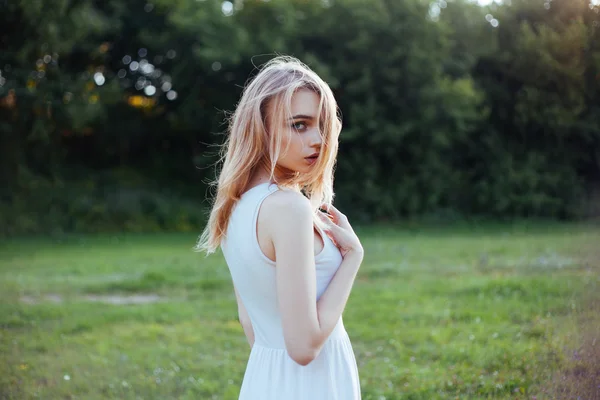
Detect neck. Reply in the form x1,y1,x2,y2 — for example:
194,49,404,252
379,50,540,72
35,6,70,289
247,166,301,193
248,170,272,188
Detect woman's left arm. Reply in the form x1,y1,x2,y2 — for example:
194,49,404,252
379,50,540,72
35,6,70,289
234,286,254,348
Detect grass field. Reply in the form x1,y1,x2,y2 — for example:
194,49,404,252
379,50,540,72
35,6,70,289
1,223,599,399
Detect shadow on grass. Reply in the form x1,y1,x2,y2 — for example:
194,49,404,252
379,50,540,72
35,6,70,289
540,237,600,400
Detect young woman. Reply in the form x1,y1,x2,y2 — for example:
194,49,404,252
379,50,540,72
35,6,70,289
196,56,363,399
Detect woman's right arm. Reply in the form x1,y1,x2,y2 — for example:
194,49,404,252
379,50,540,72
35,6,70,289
263,191,363,366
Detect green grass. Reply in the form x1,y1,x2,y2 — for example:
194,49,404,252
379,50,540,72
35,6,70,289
0,223,598,399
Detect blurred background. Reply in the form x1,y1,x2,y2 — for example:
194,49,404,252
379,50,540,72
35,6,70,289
2,1,600,399
1,0,599,236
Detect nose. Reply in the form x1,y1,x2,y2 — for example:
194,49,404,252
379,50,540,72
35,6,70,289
308,128,322,148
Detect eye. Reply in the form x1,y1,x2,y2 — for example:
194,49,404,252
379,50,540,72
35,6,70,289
292,121,307,131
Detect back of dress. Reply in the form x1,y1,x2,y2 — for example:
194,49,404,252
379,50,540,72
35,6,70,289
220,182,361,400
221,182,286,348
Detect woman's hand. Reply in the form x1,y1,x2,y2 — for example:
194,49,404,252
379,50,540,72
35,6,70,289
318,204,363,259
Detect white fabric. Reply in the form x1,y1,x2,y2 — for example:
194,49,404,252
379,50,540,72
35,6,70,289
221,182,361,400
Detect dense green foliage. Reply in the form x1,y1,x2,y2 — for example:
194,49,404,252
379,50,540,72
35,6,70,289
1,0,599,235
1,226,598,398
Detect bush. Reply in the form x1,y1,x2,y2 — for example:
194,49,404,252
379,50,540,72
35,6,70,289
0,168,207,237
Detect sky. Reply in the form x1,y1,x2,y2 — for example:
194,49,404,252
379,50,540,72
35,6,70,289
477,0,600,6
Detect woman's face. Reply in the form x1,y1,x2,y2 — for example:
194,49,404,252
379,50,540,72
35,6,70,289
271,88,323,174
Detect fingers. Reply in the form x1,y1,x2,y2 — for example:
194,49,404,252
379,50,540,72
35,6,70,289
316,212,340,247
317,211,340,234
317,210,335,226
320,203,348,226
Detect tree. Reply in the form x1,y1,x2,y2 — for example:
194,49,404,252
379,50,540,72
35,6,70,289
471,0,600,217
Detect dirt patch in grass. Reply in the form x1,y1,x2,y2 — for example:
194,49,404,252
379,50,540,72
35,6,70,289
20,293,165,305
81,293,164,305
20,294,63,304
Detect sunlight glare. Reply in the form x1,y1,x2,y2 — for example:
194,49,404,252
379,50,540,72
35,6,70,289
222,1,233,16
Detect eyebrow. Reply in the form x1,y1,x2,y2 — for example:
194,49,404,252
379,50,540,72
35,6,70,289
288,114,315,121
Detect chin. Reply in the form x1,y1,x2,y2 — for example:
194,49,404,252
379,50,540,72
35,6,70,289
275,163,314,178
297,165,313,174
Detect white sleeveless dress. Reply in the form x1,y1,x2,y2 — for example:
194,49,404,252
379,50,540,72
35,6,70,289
220,182,361,400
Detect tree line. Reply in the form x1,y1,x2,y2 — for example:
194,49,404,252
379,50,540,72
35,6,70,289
1,0,599,235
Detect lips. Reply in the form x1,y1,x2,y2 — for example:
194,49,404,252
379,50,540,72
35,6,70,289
305,153,319,164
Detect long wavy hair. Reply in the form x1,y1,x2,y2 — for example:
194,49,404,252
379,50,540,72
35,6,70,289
195,55,342,254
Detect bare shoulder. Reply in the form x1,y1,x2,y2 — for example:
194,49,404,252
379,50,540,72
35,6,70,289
261,189,313,230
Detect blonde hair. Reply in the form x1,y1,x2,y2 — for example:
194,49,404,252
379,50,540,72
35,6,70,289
196,55,342,254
